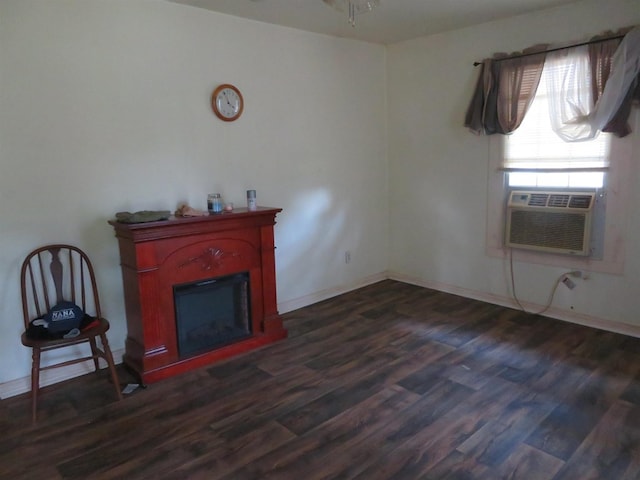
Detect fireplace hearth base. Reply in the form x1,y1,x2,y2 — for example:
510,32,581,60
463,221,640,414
109,207,286,384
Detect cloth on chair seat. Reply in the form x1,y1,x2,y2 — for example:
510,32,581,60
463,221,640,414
26,311,99,340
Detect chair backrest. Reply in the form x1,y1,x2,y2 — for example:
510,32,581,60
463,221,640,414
20,245,102,330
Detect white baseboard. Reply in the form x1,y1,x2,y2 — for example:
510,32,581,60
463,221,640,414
0,349,124,400
1,273,388,400
277,272,388,314
4,271,637,400
387,271,640,338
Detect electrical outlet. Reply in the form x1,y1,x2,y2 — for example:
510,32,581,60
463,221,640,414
562,276,576,289
344,251,351,264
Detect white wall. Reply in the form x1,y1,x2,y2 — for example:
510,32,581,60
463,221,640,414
387,0,640,331
0,0,388,388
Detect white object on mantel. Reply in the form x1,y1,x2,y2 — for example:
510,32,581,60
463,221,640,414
247,190,257,211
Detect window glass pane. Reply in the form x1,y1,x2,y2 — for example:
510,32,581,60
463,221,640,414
537,172,569,188
568,171,604,188
508,172,537,187
507,171,604,188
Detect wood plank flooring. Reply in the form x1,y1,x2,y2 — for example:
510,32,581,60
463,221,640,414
2,280,640,479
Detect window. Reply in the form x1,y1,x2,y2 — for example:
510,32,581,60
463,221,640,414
481,35,638,275
500,53,610,259
503,65,610,189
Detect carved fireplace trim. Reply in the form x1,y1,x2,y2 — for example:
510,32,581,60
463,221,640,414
109,207,286,383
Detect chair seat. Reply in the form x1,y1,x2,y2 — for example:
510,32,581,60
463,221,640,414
21,318,110,349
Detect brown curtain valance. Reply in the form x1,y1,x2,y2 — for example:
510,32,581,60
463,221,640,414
465,45,547,135
464,27,640,138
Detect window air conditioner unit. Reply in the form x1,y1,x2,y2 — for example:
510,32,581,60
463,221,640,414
505,191,595,256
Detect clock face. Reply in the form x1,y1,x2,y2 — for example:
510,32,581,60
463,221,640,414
212,84,243,121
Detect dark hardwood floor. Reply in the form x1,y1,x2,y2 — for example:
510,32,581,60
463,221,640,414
2,280,640,479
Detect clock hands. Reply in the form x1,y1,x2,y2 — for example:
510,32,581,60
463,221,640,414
223,91,235,109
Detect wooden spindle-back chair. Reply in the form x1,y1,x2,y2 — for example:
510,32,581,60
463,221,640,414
20,244,122,423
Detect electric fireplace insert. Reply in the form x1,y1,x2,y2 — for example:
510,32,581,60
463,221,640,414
174,272,251,358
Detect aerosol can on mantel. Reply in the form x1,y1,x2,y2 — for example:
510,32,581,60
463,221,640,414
247,190,257,211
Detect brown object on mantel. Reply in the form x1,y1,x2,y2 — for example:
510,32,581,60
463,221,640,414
108,207,287,384
174,204,208,217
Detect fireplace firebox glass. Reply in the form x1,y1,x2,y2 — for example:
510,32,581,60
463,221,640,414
174,272,251,358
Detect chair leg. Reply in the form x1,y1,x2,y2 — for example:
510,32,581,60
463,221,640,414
31,347,41,424
88,337,100,372
100,334,123,401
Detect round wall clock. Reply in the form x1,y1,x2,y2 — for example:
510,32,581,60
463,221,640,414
211,84,244,122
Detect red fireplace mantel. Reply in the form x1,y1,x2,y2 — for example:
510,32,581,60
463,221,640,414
109,207,286,383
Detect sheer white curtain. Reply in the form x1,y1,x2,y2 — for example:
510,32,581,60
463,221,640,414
545,45,597,141
591,26,640,132
545,26,640,142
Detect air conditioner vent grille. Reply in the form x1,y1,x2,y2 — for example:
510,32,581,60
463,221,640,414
548,194,570,207
569,195,593,209
528,194,549,207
